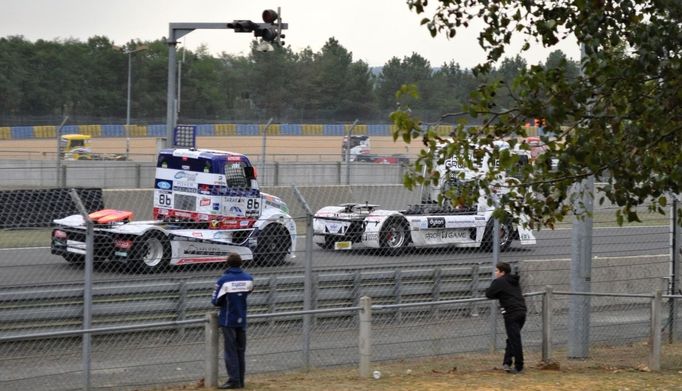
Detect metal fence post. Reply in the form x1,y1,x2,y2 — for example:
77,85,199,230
542,286,553,362
68,189,93,391
671,197,680,343
135,163,142,188
359,296,372,378
650,289,662,371
470,264,480,317
345,119,359,185
177,281,187,338
205,312,219,388
432,268,442,319
61,164,68,187
568,176,594,359
293,185,315,372
489,219,500,352
394,270,402,323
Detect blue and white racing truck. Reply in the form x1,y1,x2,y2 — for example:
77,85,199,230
313,140,536,253
51,148,296,272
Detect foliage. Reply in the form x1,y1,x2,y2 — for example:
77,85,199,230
395,0,682,228
2,34,572,127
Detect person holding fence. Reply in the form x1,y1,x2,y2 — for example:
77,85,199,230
485,262,527,374
211,253,254,389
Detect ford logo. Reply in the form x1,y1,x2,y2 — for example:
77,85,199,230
174,171,198,181
157,181,171,190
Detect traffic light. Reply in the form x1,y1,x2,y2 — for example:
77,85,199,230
227,20,256,33
255,9,286,45
227,9,287,45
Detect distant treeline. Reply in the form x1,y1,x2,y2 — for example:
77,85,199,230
0,35,578,126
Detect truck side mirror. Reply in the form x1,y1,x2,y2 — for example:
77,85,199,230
244,167,256,180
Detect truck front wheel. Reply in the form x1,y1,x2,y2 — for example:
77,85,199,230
128,231,171,273
379,216,410,255
254,224,291,266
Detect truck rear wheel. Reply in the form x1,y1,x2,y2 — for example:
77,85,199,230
482,218,514,252
379,216,410,255
254,224,291,266
128,231,171,273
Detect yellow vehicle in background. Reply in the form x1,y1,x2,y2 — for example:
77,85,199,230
60,134,93,160
60,134,126,160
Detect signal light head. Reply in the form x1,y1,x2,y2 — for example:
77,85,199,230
262,9,279,23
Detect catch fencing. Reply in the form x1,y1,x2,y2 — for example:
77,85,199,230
2,289,681,390
0,176,680,390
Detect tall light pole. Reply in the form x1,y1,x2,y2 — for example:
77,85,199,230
124,45,148,159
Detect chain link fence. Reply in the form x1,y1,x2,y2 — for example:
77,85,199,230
0,161,680,389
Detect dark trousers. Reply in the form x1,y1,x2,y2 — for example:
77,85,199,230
503,312,526,371
222,327,246,386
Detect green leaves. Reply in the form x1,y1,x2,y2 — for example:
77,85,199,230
400,0,682,228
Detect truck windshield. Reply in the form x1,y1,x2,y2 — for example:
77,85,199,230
157,155,212,172
225,161,249,188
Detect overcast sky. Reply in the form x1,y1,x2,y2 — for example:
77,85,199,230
2,0,580,69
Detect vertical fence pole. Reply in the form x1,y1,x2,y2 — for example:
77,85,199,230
302,212,314,371
470,264,480,317
569,174,594,359
205,312,219,388
55,116,68,187
135,163,142,189
177,281,187,338
394,270,402,323
359,296,372,378
650,290,662,371
260,118,274,186
542,286,553,362
671,197,680,343
489,218,500,352
294,185,315,371
432,268,442,319
345,119,359,185
69,189,93,391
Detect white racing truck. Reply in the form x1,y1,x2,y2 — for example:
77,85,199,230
313,140,536,253
51,148,296,272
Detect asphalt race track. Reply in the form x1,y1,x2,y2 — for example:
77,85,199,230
0,225,670,286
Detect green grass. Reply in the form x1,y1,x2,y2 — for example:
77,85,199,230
553,210,671,229
0,228,52,248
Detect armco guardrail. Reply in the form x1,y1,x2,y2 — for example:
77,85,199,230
0,265,492,338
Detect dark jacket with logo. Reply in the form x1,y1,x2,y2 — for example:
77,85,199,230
211,267,254,328
485,273,527,317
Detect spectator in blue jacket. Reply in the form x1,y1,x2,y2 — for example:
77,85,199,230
211,253,254,389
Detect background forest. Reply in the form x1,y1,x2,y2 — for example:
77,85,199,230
0,35,578,126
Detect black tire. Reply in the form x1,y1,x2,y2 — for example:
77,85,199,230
316,236,336,250
254,224,291,266
379,216,410,255
482,217,514,252
128,231,171,273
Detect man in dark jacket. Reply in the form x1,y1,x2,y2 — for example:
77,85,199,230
211,253,254,389
485,262,527,374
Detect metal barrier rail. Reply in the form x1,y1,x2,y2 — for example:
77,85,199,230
0,264,492,338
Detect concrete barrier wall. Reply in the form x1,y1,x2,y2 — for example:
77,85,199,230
1,160,407,189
